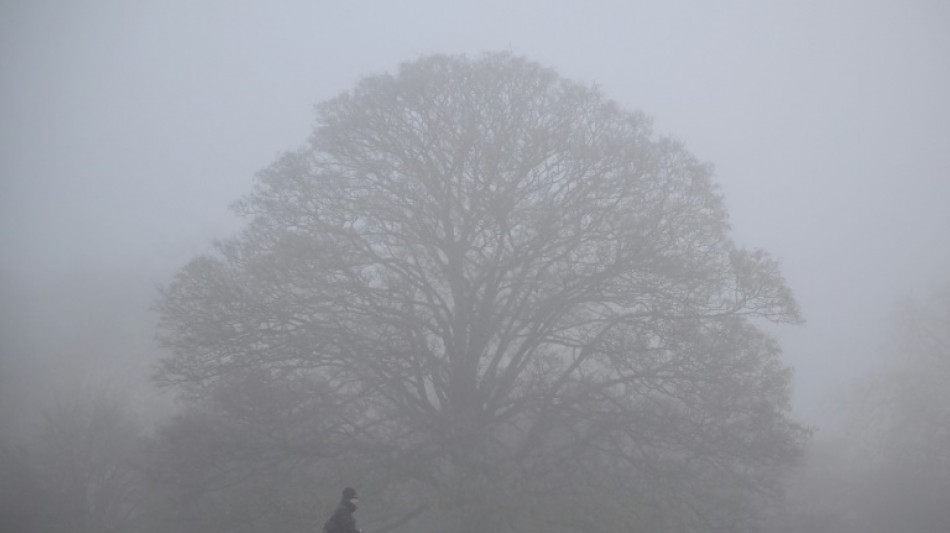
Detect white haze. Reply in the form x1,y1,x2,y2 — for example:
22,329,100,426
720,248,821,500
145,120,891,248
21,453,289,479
2,0,949,436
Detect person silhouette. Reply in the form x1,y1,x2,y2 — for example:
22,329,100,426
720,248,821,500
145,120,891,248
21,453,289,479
323,487,360,533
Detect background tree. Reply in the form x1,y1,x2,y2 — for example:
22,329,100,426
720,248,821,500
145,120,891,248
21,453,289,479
842,286,950,532
0,387,147,533
140,370,373,533
0,439,45,533
156,53,806,533
765,285,950,533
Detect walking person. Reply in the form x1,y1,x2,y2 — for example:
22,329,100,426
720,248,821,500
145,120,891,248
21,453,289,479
323,487,360,533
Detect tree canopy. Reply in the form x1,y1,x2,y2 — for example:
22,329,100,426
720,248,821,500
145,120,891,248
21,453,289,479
156,53,806,533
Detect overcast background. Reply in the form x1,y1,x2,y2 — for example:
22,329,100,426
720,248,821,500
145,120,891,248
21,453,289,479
2,0,948,438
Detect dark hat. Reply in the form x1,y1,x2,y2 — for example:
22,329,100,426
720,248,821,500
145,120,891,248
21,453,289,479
342,487,358,500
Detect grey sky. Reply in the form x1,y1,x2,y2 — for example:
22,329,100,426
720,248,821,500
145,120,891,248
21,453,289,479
2,0,948,432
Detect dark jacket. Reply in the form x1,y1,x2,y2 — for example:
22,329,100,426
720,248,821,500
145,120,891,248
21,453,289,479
324,500,359,533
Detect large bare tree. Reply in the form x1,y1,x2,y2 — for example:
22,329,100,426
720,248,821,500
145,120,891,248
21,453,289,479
156,53,805,533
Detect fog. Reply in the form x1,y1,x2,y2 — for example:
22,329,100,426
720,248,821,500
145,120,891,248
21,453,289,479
2,0,949,530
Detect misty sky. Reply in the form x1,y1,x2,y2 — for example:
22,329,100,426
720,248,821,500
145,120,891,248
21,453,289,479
2,0,949,435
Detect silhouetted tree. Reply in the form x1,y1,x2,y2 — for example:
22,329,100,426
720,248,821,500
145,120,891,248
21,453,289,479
156,53,806,533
